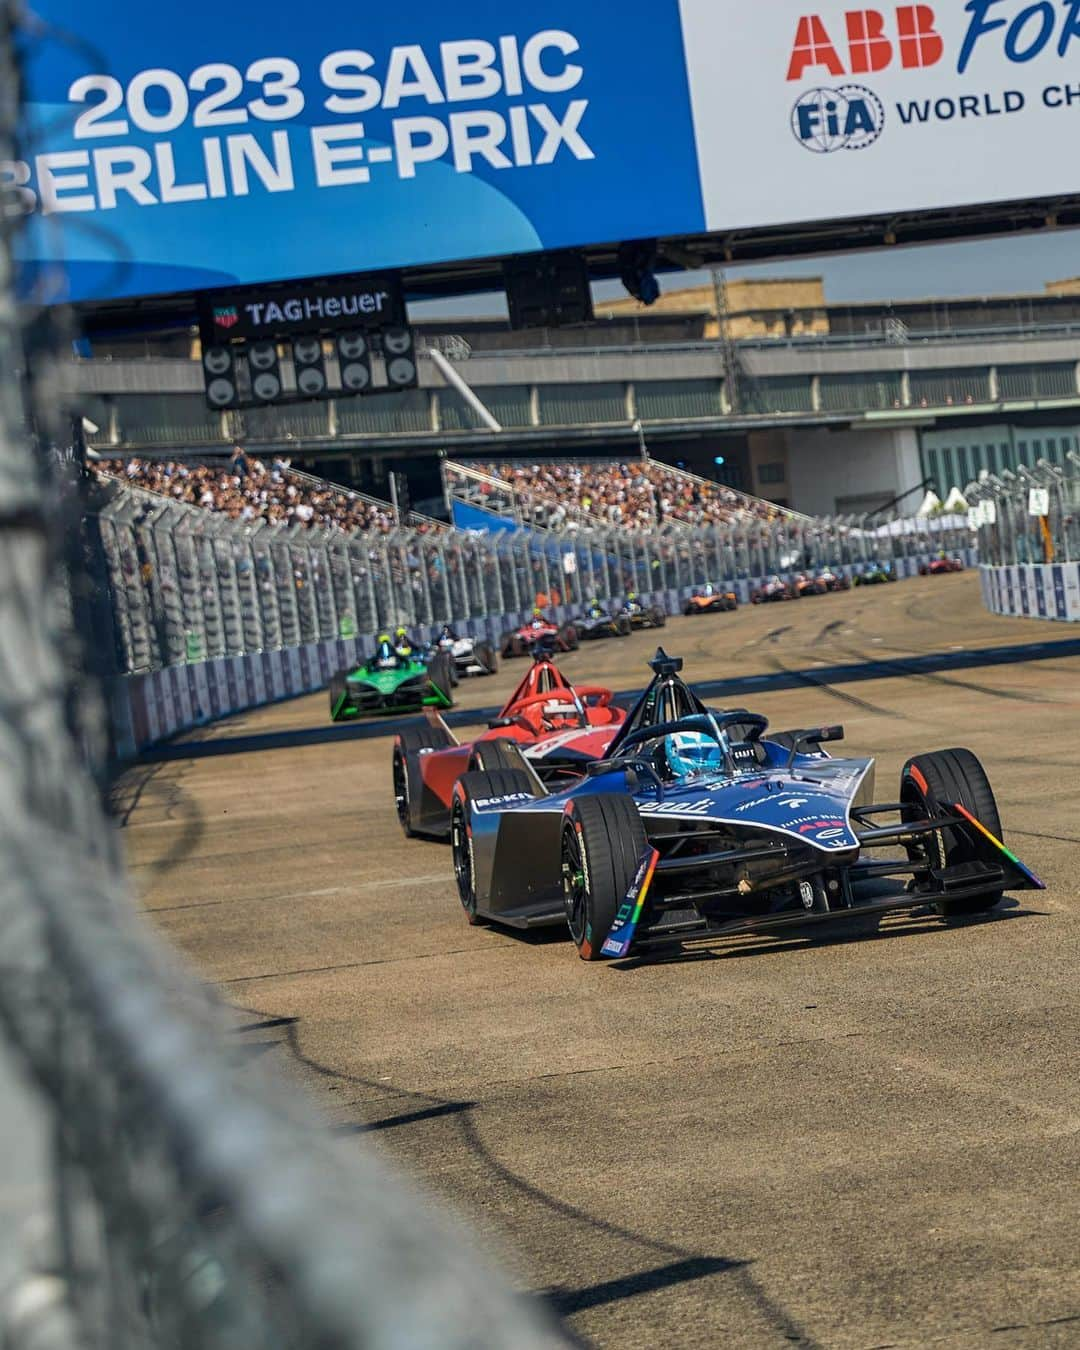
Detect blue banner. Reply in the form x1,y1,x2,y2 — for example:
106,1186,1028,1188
12,1,705,302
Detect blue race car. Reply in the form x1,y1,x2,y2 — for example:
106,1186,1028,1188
450,649,1043,961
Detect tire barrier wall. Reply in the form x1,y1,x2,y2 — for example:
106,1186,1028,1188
114,549,977,756
980,562,1080,622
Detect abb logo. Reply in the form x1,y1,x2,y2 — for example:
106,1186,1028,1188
787,6,943,80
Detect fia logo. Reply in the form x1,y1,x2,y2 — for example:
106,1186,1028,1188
791,85,884,152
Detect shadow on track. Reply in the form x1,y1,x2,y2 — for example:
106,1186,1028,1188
138,636,1080,763
607,899,1042,971
228,1006,820,1345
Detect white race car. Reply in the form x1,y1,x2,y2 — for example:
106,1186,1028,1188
430,629,498,680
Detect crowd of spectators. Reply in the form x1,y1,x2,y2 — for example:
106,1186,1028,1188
95,451,401,533
466,459,787,530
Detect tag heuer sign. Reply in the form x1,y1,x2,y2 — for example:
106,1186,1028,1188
199,275,404,343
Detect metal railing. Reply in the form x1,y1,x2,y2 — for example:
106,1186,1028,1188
96,482,973,675
966,456,1080,564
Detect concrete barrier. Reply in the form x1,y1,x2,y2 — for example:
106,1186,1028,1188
981,562,1080,622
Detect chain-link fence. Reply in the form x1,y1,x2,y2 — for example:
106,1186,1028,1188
94,476,974,676
967,457,1080,565
1,7,565,1347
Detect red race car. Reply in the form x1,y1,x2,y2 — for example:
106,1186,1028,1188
750,574,794,603
392,656,625,839
499,611,579,658
920,555,965,575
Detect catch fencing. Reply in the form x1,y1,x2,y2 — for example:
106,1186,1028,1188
0,6,563,1348
96,478,973,679
970,457,1080,620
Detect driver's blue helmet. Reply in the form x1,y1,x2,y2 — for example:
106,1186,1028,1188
664,731,724,779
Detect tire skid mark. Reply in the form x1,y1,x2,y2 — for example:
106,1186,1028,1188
829,640,1053,704
762,654,909,720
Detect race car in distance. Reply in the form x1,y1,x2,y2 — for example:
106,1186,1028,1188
500,611,579,659
576,600,632,641
450,648,1042,959
621,594,667,631
428,625,498,679
392,655,624,839
920,555,965,576
853,561,895,586
816,568,851,593
329,634,454,721
683,583,738,615
790,572,829,598
750,574,794,604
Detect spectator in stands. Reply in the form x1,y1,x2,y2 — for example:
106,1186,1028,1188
95,454,410,535
466,458,786,531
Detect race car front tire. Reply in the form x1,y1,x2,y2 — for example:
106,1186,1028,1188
615,615,632,637
470,737,529,775
558,623,579,651
452,769,536,924
561,794,648,960
900,747,1004,917
393,722,455,836
427,653,456,706
649,607,667,628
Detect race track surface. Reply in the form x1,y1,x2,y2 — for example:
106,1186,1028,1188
118,574,1080,1348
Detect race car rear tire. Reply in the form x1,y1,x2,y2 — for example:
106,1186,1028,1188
452,769,536,924
393,722,455,836
900,748,1004,917
561,794,648,960
328,673,350,722
474,640,498,675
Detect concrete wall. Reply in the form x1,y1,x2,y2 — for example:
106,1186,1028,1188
786,426,923,516
981,562,1080,621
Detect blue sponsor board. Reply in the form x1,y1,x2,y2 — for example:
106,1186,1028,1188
12,0,704,302
1034,567,1047,618
1051,565,1068,620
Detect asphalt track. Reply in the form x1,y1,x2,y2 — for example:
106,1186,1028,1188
118,573,1080,1349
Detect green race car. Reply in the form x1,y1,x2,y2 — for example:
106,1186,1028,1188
329,641,455,722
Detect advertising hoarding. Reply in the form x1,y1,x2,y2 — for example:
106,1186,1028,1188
680,0,1080,233
10,1,1080,304
9,0,703,301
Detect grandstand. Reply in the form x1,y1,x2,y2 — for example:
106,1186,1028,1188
442,456,797,532
91,452,441,534
71,275,1080,519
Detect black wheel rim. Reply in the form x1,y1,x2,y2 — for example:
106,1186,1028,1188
561,823,588,945
393,752,409,829
451,803,475,914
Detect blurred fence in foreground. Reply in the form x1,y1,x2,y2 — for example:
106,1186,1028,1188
0,6,562,1347
95,478,973,676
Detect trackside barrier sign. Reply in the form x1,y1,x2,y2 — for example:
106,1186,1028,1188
14,2,1080,302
